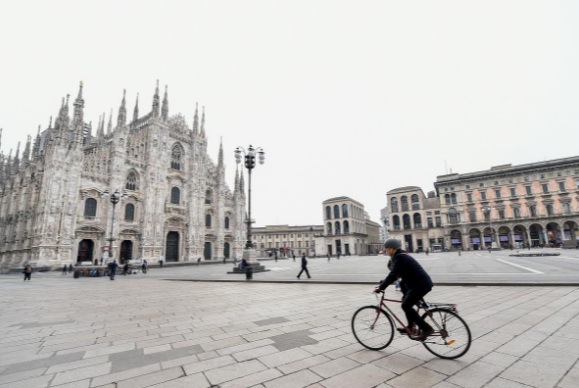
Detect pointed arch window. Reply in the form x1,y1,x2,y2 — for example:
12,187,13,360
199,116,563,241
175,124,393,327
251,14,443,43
84,198,97,218
205,189,213,205
205,214,212,228
224,216,230,229
171,145,182,170
125,171,138,191
170,187,180,204
124,203,135,221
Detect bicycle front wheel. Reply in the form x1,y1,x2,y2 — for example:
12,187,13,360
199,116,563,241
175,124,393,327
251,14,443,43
351,306,394,350
421,308,471,359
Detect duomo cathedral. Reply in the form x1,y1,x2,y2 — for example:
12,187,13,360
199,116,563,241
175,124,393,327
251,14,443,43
0,81,247,271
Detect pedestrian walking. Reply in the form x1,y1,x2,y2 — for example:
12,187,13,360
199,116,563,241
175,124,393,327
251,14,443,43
23,264,32,281
68,264,73,273
108,260,118,280
141,260,148,274
337,252,340,260
123,262,129,276
292,253,296,262
158,255,164,268
62,265,68,275
297,253,311,279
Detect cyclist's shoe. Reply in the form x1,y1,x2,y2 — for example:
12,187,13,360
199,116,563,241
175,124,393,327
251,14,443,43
412,327,434,341
396,327,407,334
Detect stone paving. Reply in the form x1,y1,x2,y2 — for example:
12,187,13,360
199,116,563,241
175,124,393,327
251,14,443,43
1,270,579,387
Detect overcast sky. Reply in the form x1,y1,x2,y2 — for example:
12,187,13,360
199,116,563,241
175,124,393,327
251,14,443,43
1,1,578,227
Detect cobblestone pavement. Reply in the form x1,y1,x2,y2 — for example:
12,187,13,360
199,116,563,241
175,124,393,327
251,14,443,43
1,274,578,387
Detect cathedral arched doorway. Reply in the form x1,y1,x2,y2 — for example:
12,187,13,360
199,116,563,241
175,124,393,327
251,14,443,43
166,232,179,262
223,242,230,259
204,242,212,260
529,224,544,247
77,239,94,263
120,240,133,264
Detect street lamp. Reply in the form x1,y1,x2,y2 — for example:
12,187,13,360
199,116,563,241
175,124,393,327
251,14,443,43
482,206,496,250
102,189,127,262
235,145,265,250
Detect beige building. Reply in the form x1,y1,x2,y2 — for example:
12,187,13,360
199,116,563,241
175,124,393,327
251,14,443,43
387,187,444,252
321,196,382,256
251,224,323,257
386,156,579,252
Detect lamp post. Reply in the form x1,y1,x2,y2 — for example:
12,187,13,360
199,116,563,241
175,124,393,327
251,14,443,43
235,145,265,250
102,189,127,262
483,206,495,250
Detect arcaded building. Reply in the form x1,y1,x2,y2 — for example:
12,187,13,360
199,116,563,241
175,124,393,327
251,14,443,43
0,82,246,271
386,157,579,252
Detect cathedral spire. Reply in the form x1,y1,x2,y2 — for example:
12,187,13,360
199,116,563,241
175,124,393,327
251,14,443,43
192,103,199,136
72,81,85,146
152,79,160,118
33,125,41,155
133,93,139,122
161,85,169,121
200,106,206,139
117,89,127,128
23,134,31,162
107,109,113,133
217,137,224,170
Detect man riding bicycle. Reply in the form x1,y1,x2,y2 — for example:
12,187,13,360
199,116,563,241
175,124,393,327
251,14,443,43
375,238,434,341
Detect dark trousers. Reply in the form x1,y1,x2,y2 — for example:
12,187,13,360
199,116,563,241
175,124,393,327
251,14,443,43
24,273,31,281
401,286,432,330
297,267,310,278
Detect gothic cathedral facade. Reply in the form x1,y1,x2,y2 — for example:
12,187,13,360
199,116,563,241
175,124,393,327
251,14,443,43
0,81,247,271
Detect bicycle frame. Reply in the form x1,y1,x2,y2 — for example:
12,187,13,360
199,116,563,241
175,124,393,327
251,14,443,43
373,292,458,343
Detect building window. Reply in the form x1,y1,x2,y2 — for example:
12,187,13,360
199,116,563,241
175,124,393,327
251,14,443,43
480,191,487,200
563,203,571,214
494,189,501,199
542,184,549,193
413,213,422,228
529,205,537,217
205,214,212,227
435,217,442,227
484,210,490,221
334,222,341,234
559,181,566,191
469,210,476,222
343,220,350,233
342,204,348,218
205,189,213,204
392,215,400,230
411,194,420,210
326,206,331,219
448,208,459,224
510,187,516,197
451,193,457,204
444,194,451,205
498,209,505,219
546,205,553,216
525,186,532,195
84,198,97,218
427,217,433,228
124,203,135,221
170,187,180,204
466,193,472,202
327,222,333,235
513,208,521,218
401,196,409,211
171,145,182,170
403,214,411,229
224,216,230,229
126,171,138,190
390,198,398,213
333,205,340,219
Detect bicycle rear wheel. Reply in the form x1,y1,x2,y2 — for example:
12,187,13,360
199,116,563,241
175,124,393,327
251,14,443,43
351,306,394,350
421,308,471,359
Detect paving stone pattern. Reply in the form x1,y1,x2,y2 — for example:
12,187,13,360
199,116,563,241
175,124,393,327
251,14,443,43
0,276,578,387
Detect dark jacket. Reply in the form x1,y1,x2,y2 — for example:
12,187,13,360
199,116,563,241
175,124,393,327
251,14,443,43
379,249,432,291
301,255,308,268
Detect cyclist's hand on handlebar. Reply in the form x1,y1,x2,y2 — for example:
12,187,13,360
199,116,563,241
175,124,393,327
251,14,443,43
373,287,383,294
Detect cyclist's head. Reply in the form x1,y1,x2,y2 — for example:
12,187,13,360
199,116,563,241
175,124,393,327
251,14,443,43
384,239,401,250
